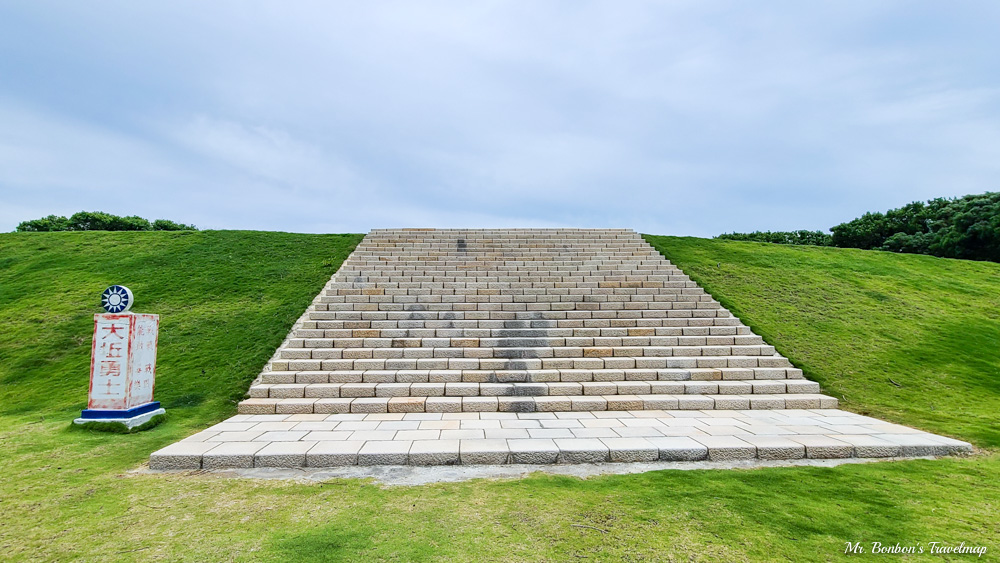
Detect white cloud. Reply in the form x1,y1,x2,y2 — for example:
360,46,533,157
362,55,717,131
166,116,369,197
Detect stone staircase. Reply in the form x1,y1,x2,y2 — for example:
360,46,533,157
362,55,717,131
149,229,971,470
238,229,837,416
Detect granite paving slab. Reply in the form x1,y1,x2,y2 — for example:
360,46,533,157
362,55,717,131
150,409,972,470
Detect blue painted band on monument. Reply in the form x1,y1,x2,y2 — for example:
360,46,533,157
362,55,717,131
79,401,161,420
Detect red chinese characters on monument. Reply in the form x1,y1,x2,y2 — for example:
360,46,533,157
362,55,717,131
88,313,160,410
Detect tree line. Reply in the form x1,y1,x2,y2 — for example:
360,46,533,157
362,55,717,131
716,191,1000,262
16,211,197,232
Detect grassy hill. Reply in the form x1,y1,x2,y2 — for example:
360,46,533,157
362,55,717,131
0,231,997,561
644,235,1000,448
0,230,364,425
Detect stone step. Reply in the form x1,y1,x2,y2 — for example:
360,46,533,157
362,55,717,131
301,317,746,330
326,280,698,287
259,365,801,384
353,240,657,245
356,237,646,242
344,264,683,268
321,292,713,301
248,379,822,399
272,351,783,372
278,344,774,361
321,304,714,311
338,260,678,264
333,266,685,273
330,277,695,285
341,251,673,256
326,281,697,289
308,311,731,322
323,291,703,299
319,296,718,304
351,259,677,263
283,335,766,350
293,326,756,338
336,263,686,268
237,393,840,414
319,302,722,311
315,302,725,312
336,274,690,280
336,262,682,269
331,292,718,305
352,242,654,246
343,255,672,261
282,341,771,354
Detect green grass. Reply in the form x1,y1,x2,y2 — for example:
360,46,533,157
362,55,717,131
1,231,998,561
643,235,1000,448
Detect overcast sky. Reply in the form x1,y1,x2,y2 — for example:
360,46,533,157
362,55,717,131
1,2,998,235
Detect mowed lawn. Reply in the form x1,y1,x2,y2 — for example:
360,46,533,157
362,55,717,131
0,231,997,562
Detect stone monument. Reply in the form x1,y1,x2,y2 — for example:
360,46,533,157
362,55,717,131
74,285,165,428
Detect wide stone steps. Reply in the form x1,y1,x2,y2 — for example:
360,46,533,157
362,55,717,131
248,380,822,399
242,228,832,418
238,393,839,415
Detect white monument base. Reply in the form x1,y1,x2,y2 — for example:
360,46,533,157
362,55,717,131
74,403,166,429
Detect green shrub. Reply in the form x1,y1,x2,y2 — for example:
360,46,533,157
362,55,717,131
15,214,72,232
716,230,833,246
831,192,1000,261
718,191,1000,262
152,218,197,231
15,212,197,233
68,211,151,231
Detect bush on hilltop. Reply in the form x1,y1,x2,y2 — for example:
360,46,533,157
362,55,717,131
717,191,1000,262
16,211,197,232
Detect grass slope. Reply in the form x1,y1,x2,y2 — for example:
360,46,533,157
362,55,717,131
0,230,364,422
644,235,1000,448
0,231,997,562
